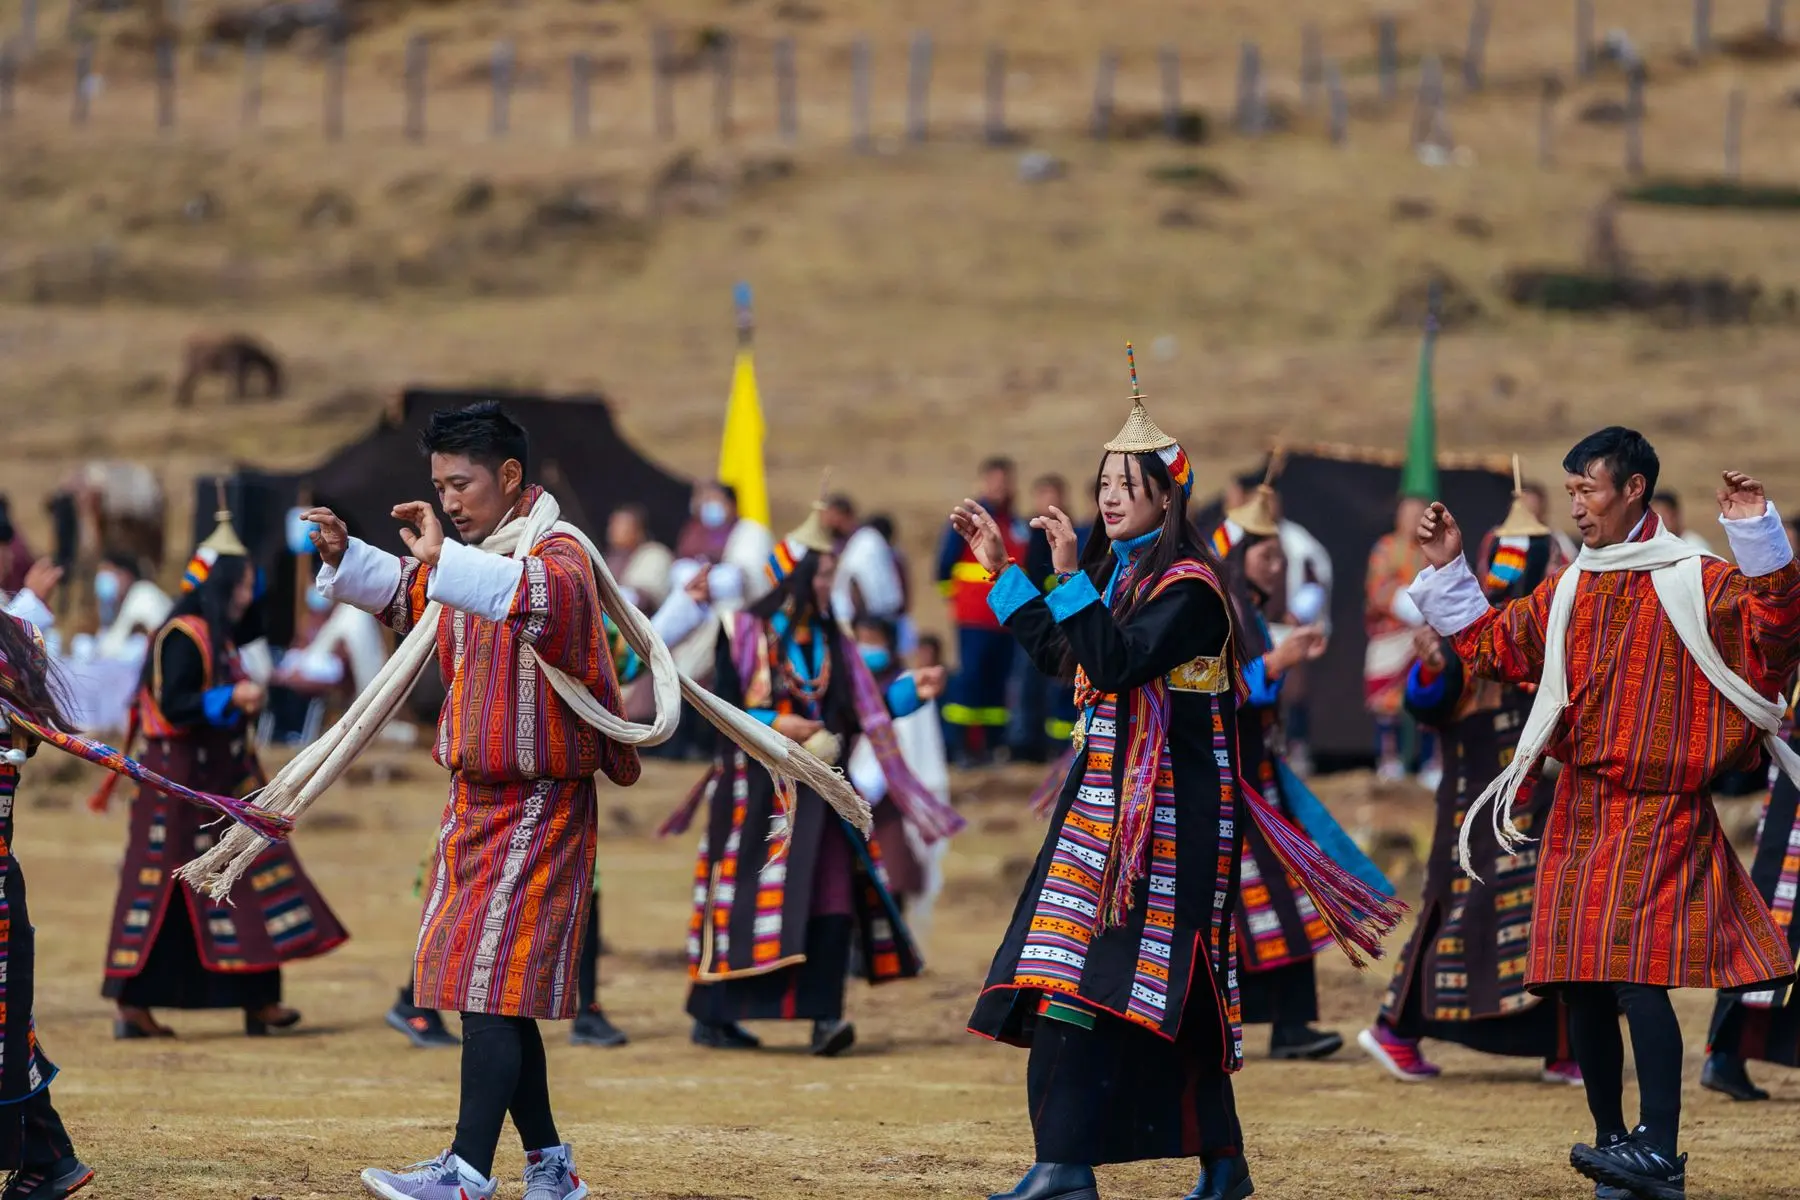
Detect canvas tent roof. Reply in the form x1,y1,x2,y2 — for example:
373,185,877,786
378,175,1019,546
1196,443,1516,767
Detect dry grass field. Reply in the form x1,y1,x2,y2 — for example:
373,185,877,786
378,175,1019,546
21,755,1798,1200
3,2,1800,1196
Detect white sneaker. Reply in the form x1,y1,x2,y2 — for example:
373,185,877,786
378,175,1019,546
522,1144,589,1200
361,1150,497,1200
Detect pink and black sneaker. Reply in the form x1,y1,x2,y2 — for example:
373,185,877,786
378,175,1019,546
1358,1025,1442,1082
1542,1059,1584,1086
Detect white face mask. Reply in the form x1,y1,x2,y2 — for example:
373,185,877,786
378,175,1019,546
699,501,729,529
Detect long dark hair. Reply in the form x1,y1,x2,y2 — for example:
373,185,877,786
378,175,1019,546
0,615,72,732
745,551,855,732
749,552,824,623
139,555,259,691
1221,533,1276,660
1058,451,1246,679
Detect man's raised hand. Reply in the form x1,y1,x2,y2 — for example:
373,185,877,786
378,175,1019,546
1718,471,1769,521
392,502,446,567
1416,502,1463,569
302,508,350,569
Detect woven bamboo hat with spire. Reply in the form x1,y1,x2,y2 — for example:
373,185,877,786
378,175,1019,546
766,471,837,585
1103,343,1193,495
1492,454,1550,537
182,481,250,593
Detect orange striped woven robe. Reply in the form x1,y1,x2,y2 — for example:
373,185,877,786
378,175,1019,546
377,489,639,1019
1451,513,1800,993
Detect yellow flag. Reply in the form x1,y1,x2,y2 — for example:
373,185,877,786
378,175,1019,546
717,348,770,529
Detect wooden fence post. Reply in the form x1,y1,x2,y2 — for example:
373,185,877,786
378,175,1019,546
324,34,345,141
155,34,175,131
242,31,263,129
1235,41,1265,135
1537,76,1557,167
1301,23,1322,110
1091,48,1116,139
19,0,35,58
850,35,871,152
1326,59,1347,144
1771,0,1787,40
984,43,1006,144
490,39,513,138
1412,52,1444,148
1464,0,1490,92
905,30,931,142
1624,65,1644,176
570,52,590,139
775,36,797,144
1160,44,1181,137
1576,0,1594,79
712,32,734,139
72,38,92,125
1724,85,1744,178
64,0,79,40
652,25,674,140
405,33,427,141
0,50,13,121
1693,0,1712,55
1377,15,1398,104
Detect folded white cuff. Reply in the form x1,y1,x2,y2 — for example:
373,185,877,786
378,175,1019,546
316,538,403,613
1406,556,1492,636
426,538,524,622
1720,501,1793,579
2,589,55,633
651,589,710,648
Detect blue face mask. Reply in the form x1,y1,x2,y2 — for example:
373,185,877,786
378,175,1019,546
699,501,729,529
857,646,893,675
286,508,320,557
305,588,333,613
93,571,121,607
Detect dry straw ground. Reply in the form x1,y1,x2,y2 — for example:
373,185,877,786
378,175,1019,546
4,2,1800,1196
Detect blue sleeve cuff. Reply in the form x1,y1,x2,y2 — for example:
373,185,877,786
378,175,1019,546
885,675,923,720
749,707,779,727
987,564,1042,625
1243,656,1284,707
1404,662,1448,708
1045,570,1101,624
201,684,238,727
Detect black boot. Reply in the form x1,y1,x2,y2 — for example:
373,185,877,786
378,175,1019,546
1700,1051,1770,1102
570,1004,629,1048
1570,1129,1685,1200
1269,1024,1343,1061
385,989,459,1048
690,1020,761,1049
1183,1154,1254,1200
810,1018,856,1057
986,1163,1098,1200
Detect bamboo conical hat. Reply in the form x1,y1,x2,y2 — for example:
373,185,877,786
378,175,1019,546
1104,400,1179,454
1492,494,1550,538
199,508,249,558
1225,485,1280,539
784,501,834,555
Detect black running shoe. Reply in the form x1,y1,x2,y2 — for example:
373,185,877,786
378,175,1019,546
1270,1024,1344,1060
2,1158,95,1200
385,1002,460,1048
810,1018,856,1057
570,1005,629,1048
1700,1052,1770,1102
691,1020,761,1049
1570,1129,1685,1200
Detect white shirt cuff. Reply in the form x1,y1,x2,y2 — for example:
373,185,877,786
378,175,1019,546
317,538,404,613
651,588,710,648
426,539,524,623
1405,556,1492,636
3,589,55,633
1721,501,1794,578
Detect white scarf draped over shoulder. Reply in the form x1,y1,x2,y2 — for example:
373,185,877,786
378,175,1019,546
177,489,869,900
1406,504,1798,880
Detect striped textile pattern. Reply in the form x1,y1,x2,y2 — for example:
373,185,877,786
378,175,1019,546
1454,520,1800,990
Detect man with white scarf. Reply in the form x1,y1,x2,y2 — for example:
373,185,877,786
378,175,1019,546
1406,427,1800,1200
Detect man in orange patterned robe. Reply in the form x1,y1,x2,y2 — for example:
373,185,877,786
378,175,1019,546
1407,427,1800,1200
311,403,635,1200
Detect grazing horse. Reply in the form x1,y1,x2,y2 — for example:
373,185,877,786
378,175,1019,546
174,333,284,408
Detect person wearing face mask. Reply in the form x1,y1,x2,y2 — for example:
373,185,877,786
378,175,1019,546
1214,486,1375,1065
92,555,173,665
845,616,951,941
672,501,957,1058
97,505,348,1042
954,370,1402,1200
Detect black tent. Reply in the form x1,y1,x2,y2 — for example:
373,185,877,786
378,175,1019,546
1196,444,1516,768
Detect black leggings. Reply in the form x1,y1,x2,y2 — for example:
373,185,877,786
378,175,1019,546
1564,983,1684,1157
449,1014,559,1178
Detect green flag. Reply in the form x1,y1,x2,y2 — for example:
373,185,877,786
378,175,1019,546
1399,298,1440,501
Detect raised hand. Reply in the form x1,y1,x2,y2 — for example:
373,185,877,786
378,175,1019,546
949,499,1011,575
392,501,446,567
1416,501,1463,569
302,507,350,569
231,680,267,716
1031,506,1082,575
1718,471,1769,521
1412,625,1446,670
912,665,948,701
21,558,62,601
